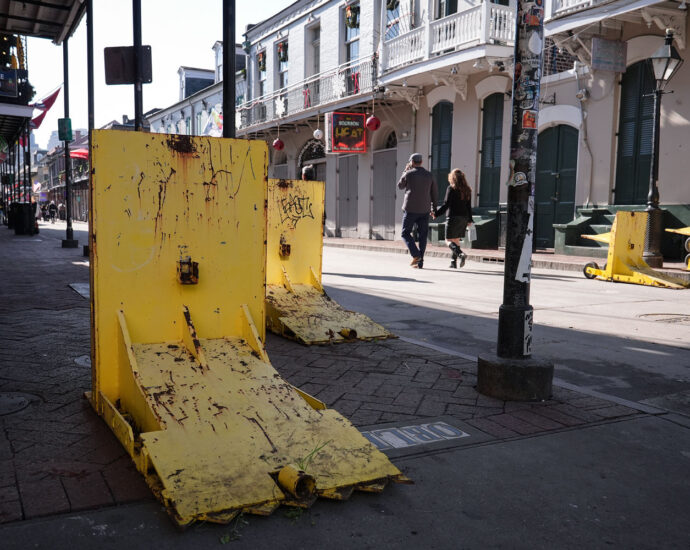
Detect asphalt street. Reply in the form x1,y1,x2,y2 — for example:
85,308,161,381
321,246,690,413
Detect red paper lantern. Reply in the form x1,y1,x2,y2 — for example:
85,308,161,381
366,115,381,131
272,138,284,150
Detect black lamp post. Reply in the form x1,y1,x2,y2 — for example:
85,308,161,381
643,29,683,268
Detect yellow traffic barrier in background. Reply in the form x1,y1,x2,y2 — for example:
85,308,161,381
665,226,690,270
265,177,394,344
88,131,408,527
582,211,689,289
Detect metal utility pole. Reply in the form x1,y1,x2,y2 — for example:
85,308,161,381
62,38,77,248
223,0,236,138
477,0,553,401
133,0,143,131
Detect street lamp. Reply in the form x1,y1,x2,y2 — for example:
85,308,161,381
643,29,683,268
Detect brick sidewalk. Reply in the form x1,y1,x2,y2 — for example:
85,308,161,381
0,225,643,525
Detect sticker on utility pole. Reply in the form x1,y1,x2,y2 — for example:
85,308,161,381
524,309,533,356
515,194,534,283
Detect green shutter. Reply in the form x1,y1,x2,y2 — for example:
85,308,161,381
431,101,453,203
479,93,503,207
615,61,654,205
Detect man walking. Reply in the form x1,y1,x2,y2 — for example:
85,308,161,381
397,153,438,269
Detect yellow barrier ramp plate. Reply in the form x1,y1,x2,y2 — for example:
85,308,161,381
266,178,394,344
267,284,393,344
134,338,405,525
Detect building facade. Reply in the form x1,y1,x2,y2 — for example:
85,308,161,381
148,0,690,259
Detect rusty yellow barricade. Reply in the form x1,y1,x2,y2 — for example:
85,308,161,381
265,178,393,344
665,226,690,270
582,211,689,289
88,131,407,527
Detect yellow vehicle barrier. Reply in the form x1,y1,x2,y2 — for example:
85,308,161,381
665,226,690,270
88,131,408,527
265,177,393,344
582,211,689,289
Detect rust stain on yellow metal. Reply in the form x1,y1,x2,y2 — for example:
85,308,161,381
582,211,689,289
89,131,407,527
265,178,394,344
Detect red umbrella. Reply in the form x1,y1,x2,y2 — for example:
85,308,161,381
70,148,89,159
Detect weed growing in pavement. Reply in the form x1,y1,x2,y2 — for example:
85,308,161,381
295,440,331,471
219,513,248,544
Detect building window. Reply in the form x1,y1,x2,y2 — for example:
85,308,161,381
345,4,360,63
278,48,288,90
438,0,458,18
385,2,401,40
185,117,191,134
311,26,321,76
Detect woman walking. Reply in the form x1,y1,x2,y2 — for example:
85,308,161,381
434,169,473,269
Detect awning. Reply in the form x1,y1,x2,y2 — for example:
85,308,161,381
70,148,88,159
0,102,34,146
545,0,666,36
0,0,86,44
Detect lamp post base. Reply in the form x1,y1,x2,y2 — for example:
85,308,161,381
61,239,79,249
477,354,554,401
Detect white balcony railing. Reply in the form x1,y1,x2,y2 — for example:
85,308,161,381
384,1,516,74
430,6,482,55
551,0,610,17
237,56,376,131
385,27,426,70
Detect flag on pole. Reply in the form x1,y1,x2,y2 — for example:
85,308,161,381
30,87,61,130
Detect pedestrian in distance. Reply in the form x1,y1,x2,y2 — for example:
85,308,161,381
48,200,57,223
397,153,438,269
432,168,473,269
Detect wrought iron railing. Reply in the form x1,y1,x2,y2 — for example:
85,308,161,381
237,56,376,130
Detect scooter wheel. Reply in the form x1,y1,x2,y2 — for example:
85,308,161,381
583,262,599,279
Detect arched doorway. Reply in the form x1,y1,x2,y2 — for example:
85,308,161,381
614,60,654,205
431,101,453,202
298,138,326,181
535,124,578,248
479,92,504,207
372,130,397,239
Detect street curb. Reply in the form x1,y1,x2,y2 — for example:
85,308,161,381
324,240,586,274
397,336,668,416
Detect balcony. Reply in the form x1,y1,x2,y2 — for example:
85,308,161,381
550,0,613,18
381,1,516,74
237,56,376,132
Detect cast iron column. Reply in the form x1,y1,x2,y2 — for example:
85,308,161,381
62,38,77,248
133,0,143,131
477,0,553,401
222,0,236,138
642,88,663,268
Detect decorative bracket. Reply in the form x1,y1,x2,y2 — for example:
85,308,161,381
439,74,468,101
387,86,422,110
640,7,686,50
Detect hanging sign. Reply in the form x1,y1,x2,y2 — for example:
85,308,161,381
328,112,366,154
591,37,627,73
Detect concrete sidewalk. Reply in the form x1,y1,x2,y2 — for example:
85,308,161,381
1,223,689,548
